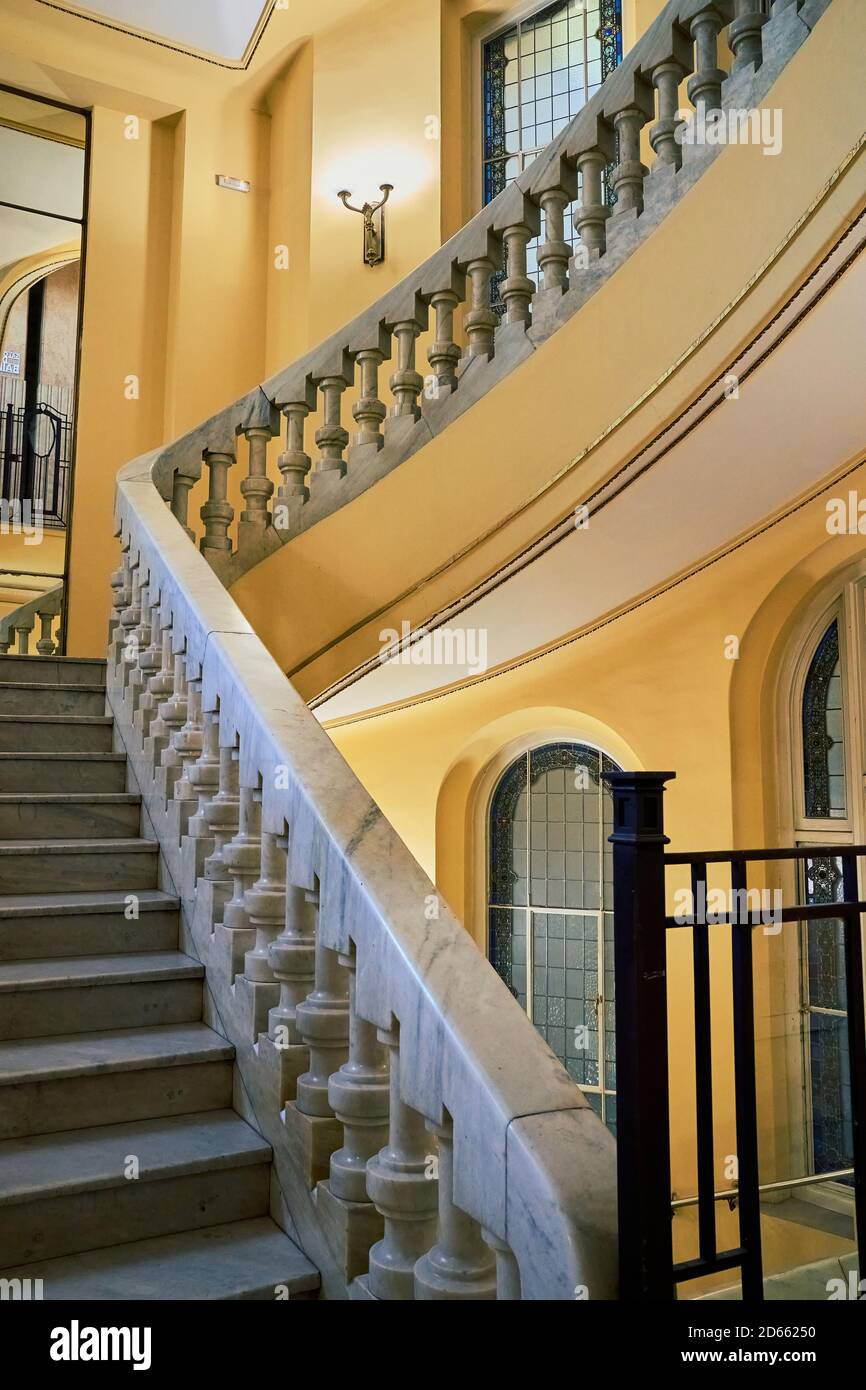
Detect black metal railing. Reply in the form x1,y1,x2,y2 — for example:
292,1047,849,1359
0,401,71,527
603,771,866,1301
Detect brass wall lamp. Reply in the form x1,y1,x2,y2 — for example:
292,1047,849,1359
337,184,394,266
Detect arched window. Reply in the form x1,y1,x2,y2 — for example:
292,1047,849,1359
797,613,854,1182
488,740,620,1131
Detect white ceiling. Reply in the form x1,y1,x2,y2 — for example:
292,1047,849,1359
60,0,271,61
316,244,866,724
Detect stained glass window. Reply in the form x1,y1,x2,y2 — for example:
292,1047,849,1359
489,741,619,1131
802,619,846,818
801,854,853,1182
482,1,623,311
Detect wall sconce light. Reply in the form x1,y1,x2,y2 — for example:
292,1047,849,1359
337,184,393,266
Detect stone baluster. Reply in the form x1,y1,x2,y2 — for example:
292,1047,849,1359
268,882,316,1047
119,568,143,660
239,426,274,532
276,404,311,509
243,831,286,986
427,289,461,393
187,708,221,853
109,559,131,646
222,786,262,937
149,643,185,764
351,348,386,448
327,943,390,1203
649,58,689,169
366,1025,439,1299
500,221,536,327
389,322,424,419
204,746,240,882
482,1231,522,1300
139,623,174,743
609,99,651,217
200,449,235,553
170,679,204,814
170,468,197,541
314,378,349,476
687,6,728,116
728,0,768,73
574,143,612,257
129,587,159,709
35,608,56,656
158,651,190,789
0,635,10,655
14,620,33,655
294,910,350,1119
414,1114,497,1300
463,258,498,359
537,186,574,294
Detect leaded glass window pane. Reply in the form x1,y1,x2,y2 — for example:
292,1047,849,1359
802,619,846,819
801,853,853,1181
482,1,623,313
488,741,619,1130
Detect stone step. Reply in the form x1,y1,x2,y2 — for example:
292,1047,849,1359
0,753,127,793
0,682,106,717
0,1109,272,1264
0,794,141,842
0,1021,234,1140
0,656,106,688
0,951,203,1040
0,889,179,961
0,838,157,894
0,1216,320,1300
0,715,115,754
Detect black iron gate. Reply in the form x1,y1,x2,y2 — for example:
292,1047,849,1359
0,400,71,526
603,770,866,1300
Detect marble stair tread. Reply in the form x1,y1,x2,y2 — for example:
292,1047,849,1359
0,1022,232,1085
0,837,155,855
0,1216,320,1300
0,752,124,761
0,682,107,694
0,951,203,993
0,657,106,687
0,1109,272,1206
0,888,176,917
0,715,114,726
0,793,139,804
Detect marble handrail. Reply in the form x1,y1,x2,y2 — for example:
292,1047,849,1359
0,582,63,655
109,448,619,1299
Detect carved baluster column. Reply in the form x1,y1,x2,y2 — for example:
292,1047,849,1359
239,427,274,533
427,289,461,394
268,883,316,1047
610,104,650,216
222,787,262,933
366,1025,439,1299
482,1231,522,1300
414,1114,497,1300
650,60,688,169
158,650,190,795
14,621,33,655
118,568,143,683
463,258,498,360
500,222,535,328
389,322,424,419
203,746,240,884
327,942,390,1203
138,623,174,745
729,0,768,73
171,468,197,542
537,187,573,293
294,906,350,1119
574,147,611,258
314,378,349,476
687,6,728,117
0,635,10,655
35,609,56,655
109,555,131,652
171,679,204,816
185,707,221,880
242,830,286,1034
275,404,311,516
129,587,160,712
200,449,235,553
353,349,387,448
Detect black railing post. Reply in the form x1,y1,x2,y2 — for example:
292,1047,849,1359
604,770,676,1300
841,852,866,1274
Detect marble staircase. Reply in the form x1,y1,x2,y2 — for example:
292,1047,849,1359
0,654,319,1300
